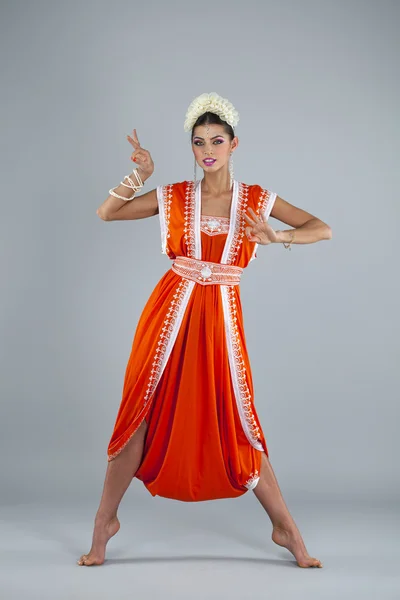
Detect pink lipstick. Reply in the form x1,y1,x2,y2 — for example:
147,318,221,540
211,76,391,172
203,158,216,166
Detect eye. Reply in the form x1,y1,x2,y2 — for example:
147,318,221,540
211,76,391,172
193,140,203,146
213,139,224,144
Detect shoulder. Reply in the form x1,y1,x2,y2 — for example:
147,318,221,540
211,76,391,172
240,182,276,203
241,182,274,195
157,180,193,198
157,180,192,190
240,182,278,218
156,181,193,218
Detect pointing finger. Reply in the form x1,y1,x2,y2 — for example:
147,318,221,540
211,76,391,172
132,128,141,147
127,134,140,150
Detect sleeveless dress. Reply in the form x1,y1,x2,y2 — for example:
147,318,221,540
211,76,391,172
107,179,277,502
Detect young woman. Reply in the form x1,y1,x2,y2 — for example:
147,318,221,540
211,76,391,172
78,93,331,569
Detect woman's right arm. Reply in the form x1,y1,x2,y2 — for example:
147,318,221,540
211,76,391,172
96,187,158,221
96,128,158,221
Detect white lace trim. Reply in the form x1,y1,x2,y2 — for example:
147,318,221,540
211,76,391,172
200,215,230,236
108,277,194,461
220,285,263,451
221,181,249,265
249,189,277,263
194,180,202,259
145,278,194,402
244,469,260,490
184,181,197,258
156,184,173,255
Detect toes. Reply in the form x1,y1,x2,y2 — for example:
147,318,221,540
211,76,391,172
311,561,323,568
77,554,103,566
312,558,323,568
298,557,323,568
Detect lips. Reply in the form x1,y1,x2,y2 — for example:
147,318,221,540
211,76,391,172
203,158,216,165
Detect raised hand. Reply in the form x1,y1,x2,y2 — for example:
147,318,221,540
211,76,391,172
243,207,278,245
126,129,154,180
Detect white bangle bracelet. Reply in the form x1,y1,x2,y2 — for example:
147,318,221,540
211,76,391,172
109,169,144,201
132,168,144,187
121,169,143,190
109,189,136,201
121,176,141,192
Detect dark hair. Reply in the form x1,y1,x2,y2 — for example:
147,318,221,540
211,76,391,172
191,111,235,141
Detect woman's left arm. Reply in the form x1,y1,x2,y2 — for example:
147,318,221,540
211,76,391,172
271,195,332,244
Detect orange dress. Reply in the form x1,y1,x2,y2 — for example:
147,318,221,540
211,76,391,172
107,179,277,502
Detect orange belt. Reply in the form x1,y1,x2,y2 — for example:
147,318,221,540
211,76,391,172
171,256,243,286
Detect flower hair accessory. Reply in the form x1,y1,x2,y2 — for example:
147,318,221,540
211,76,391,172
184,92,240,132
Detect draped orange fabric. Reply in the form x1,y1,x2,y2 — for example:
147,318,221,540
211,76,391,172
107,180,277,502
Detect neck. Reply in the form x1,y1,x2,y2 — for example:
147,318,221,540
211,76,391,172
200,169,232,195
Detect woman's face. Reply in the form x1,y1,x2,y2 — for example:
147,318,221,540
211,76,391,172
192,123,238,173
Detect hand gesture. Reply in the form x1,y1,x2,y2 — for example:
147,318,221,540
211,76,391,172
126,129,154,180
243,207,278,245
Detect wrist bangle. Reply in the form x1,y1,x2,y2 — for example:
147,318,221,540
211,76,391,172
282,230,296,250
109,168,144,201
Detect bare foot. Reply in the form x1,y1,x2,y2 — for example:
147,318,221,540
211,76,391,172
272,525,323,568
77,515,120,566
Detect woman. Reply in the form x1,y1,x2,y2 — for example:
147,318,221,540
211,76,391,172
78,93,331,568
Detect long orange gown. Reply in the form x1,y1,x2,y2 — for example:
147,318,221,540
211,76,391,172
107,179,277,502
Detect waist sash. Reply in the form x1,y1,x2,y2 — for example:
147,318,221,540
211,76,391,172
171,256,243,286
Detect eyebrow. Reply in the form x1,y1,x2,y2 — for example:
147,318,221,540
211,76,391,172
193,135,225,140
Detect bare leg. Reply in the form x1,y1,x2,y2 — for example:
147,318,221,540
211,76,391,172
77,419,147,566
253,452,323,568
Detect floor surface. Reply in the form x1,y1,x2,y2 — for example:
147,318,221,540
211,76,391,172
0,496,398,600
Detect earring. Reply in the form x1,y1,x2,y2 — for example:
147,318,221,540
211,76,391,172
229,153,234,189
194,155,197,183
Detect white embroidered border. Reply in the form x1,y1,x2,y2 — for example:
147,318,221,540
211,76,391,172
184,181,197,258
221,181,249,265
156,184,173,255
108,277,194,460
249,189,277,263
194,180,202,259
220,285,264,451
244,469,260,490
144,278,194,403
172,256,242,286
200,215,230,236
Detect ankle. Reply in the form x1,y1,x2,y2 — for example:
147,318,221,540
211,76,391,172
95,511,117,524
273,518,296,533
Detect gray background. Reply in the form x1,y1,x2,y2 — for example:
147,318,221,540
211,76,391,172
1,0,399,598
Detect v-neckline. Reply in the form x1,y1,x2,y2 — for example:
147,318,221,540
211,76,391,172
195,179,238,263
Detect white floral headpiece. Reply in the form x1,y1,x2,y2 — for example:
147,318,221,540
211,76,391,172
184,92,239,133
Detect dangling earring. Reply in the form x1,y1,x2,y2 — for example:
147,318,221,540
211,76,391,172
194,155,197,184
229,153,234,189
